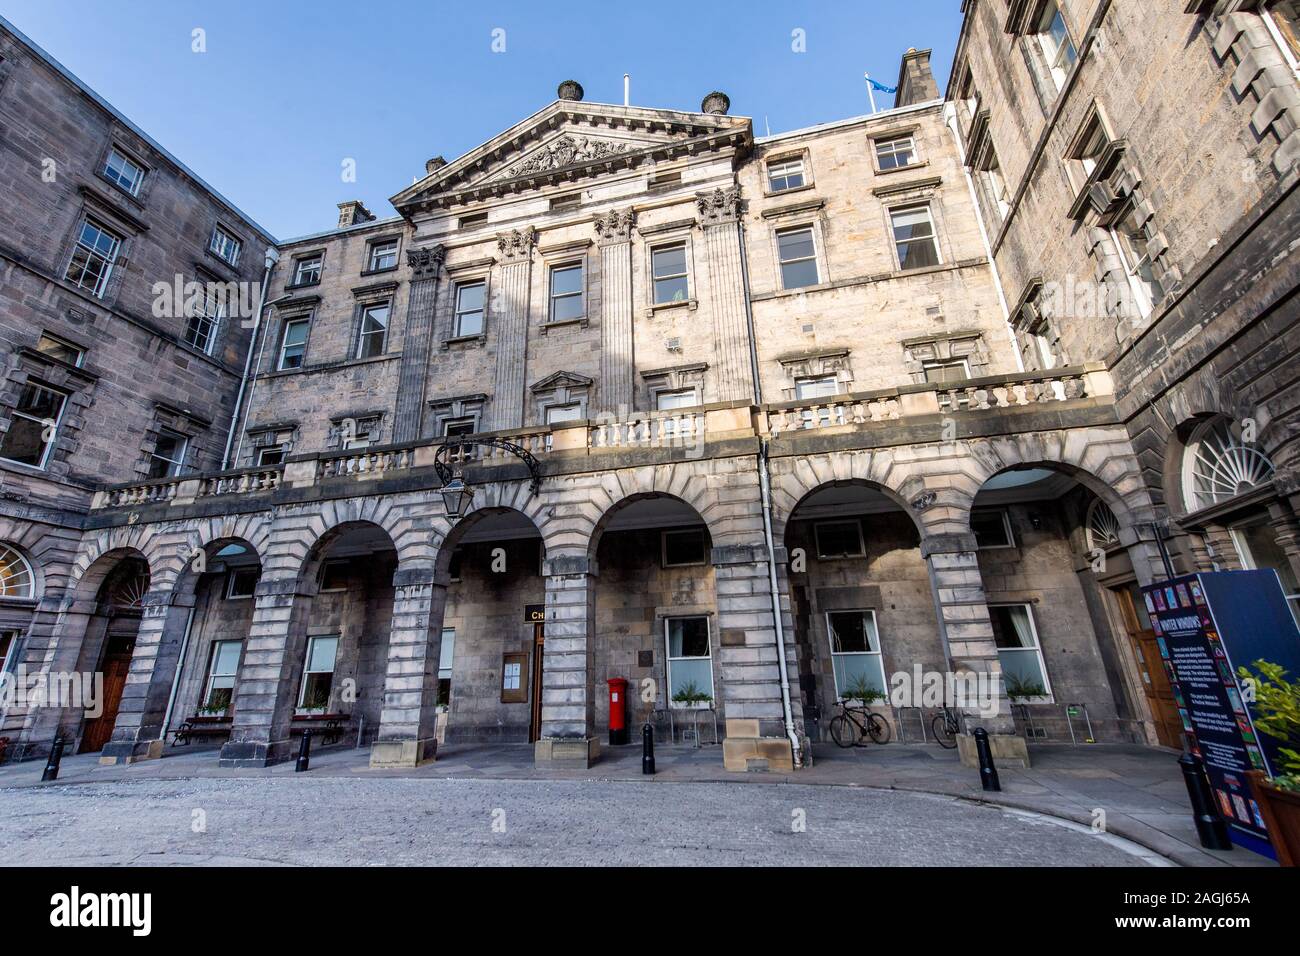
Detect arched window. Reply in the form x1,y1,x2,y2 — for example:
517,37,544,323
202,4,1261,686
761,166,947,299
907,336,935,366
1181,419,1276,512
0,544,35,599
1085,498,1122,550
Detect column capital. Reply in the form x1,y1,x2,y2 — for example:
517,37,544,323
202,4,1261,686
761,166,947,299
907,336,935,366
406,244,446,279
593,207,636,245
496,227,537,263
696,185,742,226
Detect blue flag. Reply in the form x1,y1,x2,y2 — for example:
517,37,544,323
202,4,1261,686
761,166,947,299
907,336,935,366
868,78,898,94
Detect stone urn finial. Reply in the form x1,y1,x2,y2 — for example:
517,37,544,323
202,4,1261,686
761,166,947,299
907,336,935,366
701,91,730,115
557,80,584,102
425,155,446,175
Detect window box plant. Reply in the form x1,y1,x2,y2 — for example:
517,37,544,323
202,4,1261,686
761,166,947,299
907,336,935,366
1239,660,1300,866
671,681,713,710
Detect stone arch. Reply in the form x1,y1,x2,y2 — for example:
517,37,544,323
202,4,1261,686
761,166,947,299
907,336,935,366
583,486,719,563
431,479,554,567
0,517,77,599
271,497,430,580
768,448,920,544
434,503,546,580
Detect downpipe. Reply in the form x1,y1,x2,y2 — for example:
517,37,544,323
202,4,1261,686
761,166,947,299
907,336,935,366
223,248,280,469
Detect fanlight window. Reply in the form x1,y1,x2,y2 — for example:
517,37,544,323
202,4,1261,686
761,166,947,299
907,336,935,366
1085,499,1122,551
1182,420,1275,512
0,545,35,599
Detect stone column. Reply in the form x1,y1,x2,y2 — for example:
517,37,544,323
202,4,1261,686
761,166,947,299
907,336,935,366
595,208,636,414
697,186,755,404
370,565,447,768
392,246,445,444
534,554,597,767
490,228,536,431
100,589,195,764
14,597,100,755
922,534,1027,765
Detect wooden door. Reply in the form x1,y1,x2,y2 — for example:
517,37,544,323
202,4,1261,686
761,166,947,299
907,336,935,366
80,635,134,753
1113,585,1182,749
528,624,545,743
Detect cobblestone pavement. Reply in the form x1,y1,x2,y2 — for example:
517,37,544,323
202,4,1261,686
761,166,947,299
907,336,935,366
0,775,1163,866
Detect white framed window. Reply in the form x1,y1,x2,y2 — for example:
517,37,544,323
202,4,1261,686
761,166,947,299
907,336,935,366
35,332,85,367
651,243,689,304
665,616,714,708
1265,1,1300,74
922,358,970,384
277,316,310,370
437,626,455,707
319,559,349,592
209,225,242,266
655,388,698,411
225,567,259,600
0,544,36,599
548,262,584,322
1111,203,1164,320
183,285,224,354
1069,116,1110,190
1036,0,1078,92
64,218,121,297
776,227,819,290
814,519,864,559
890,205,941,270
662,528,708,567
356,303,390,359
875,134,917,171
989,604,1051,700
256,445,286,466
827,610,887,701
795,373,844,428
103,147,145,196
293,253,322,286
972,509,1014,549
297,635,338,713
0,381,67,469
0,630,16,676
977,147,1011,223
767,157,805,192
544,403,583,425
146,427,188,479
1231,516,1300,626
1182,419,1275,511
368,239,399,272
453,281,486,337
201,640,243,715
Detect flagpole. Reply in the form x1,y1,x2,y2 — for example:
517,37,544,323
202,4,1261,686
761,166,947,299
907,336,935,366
864,73,877,114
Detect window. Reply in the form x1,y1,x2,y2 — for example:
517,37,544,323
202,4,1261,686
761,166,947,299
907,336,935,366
209,225,242,266
795,373,844,428
828,610,887,701
458,212,488,229
649,170,682,187
972,509,1013,548
890,205,940,270
0,544,35,599
977,147,1011,223
776,227,819,289
989,604,1051,699
0,382,67,468
64,218,121,297
277,317,310,370
0,631,14,676
441,417,477,460
655,388,698,411
293,254,322,286
544,403,583,425
1070,118,1110,187
368,239,399,272
35,333,85,367
549,194,580,211
297,635,338,713
356,303,390,359
652,244,689,304
437,627,455,707
319,559,349,592
1265,1,1300,72
146,428,188,479
549,263,584,322
201,640,242,715
922,359,970,384
225,567,259,599
814,519,864,559
1085,499,1122,550
1036,0,1077,92
875,135,917,171
341,417,378,449
256,445,286,466
1231,517,1300,626
662,528,708,567
183,285,224,354
453,281,486,337
1112,203,1164,319
102,147,145,196
767,157,805,192
1182,419,1275,511
665,617,713,707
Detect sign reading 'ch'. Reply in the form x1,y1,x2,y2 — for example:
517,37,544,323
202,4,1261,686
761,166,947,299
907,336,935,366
524,604,545,623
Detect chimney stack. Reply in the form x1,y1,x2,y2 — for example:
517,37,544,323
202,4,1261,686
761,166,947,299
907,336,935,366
894,48,938,108
337,200,376,229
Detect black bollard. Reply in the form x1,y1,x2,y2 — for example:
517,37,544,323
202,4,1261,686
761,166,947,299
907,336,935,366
295,729,312,773
642,720,656,775
41,735,66,782
973,727,1000,792
1178,752,1232,850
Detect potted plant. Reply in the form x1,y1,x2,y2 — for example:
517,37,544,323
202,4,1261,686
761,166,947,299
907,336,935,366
842,676,894,738
1005,674,1049,703
671,681,713,710
1239,660,1300,865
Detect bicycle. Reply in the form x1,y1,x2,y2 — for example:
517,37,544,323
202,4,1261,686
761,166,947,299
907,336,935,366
828,699,891,747
931,705,961,749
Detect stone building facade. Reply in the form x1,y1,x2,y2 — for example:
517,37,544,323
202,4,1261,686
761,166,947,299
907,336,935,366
0,6,1296,770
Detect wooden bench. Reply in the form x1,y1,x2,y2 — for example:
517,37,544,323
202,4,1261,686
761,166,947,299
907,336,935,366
289,714,350,747
172,716,232,747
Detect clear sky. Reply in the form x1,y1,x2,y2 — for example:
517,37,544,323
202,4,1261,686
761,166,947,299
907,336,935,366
4,1,963,239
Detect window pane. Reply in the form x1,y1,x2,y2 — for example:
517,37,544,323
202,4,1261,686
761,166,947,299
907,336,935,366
652,245,686,279
668,658,712,701
829,611,878,654
438,628,455,679
780,257,820,289
545,404,582,424
212,641,242,677
656,389,697,410
664,529,707,566
990,605,1036,649
0,415,50,466
667,617,710,658
972,510,1011,548
551,293,584,322
456,282,485,312
284,320,309,346
832,654,886,698
307,636,338,673
795,375,838,400
551,265,582,296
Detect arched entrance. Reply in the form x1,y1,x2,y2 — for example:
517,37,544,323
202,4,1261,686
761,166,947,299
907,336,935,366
75,554,150,752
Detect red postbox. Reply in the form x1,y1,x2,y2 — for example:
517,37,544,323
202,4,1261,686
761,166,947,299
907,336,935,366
607,677,629,746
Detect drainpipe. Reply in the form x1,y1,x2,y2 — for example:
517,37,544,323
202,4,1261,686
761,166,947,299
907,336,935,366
735,213,803,768
159,605,196,740
223,248,281,470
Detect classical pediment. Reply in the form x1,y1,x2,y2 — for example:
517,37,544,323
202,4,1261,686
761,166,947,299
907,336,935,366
530,370,594,393
392,101,750,213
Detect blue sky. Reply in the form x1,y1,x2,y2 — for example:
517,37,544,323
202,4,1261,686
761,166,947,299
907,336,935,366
5,1,963,239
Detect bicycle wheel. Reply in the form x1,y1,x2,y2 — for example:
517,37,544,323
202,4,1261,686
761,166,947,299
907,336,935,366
829,714,859,748
932,713,958,749
865,713,891,745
